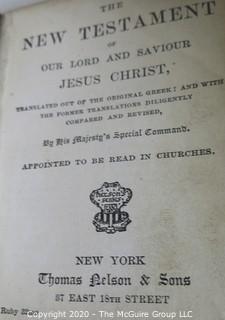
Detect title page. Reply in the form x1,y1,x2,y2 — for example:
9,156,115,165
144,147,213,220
0,0,224,319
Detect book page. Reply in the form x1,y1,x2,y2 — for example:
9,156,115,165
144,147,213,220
0,0,224,319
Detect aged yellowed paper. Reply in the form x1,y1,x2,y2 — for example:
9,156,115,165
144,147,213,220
0,0,224,319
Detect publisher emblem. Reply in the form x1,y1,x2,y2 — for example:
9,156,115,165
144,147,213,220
90,182,132,234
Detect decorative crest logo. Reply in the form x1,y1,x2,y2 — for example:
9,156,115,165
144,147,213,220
90,182,132,234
